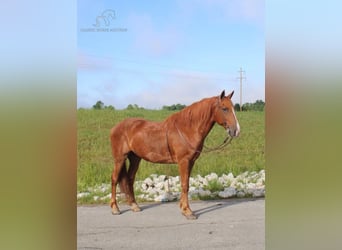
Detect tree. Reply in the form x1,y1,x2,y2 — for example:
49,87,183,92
234,103,240,111
93,100,104,110
162,103,186,111
241,100,265,111
126,104,134,110
254,100,265,111
175,103,186,110
126,104,145,110
105,105,115,110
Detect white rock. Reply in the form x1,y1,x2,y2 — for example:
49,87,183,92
233,181,245,190
198,188,211,197
163,181,170,192
146,187,157,195
206,173,218,181
201,179,208,186
252,189,265,197
189,177,197,186
141,183,148,190
154,192,176,202
100,193,111,200
172,176,180,182
155,182,165,190
218,187,236,198
236,191,245,198
227,173,235,180
246,183,256,190
158,175,167,182
77,192,90,198
144,177,153,186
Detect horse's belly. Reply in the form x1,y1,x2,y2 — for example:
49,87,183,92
141,151,174,164
131,141,174,163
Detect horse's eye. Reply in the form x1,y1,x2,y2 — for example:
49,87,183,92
222,107,229,112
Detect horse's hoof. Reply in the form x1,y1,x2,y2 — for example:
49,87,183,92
184,213,197,220
131,204,142,212
111,209,121,215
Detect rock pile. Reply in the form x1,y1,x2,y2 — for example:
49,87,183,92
137,170,265,202
77,170,265,202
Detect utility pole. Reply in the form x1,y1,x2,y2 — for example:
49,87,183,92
237,67,246,111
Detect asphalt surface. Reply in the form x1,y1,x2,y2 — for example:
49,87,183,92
77,198,264,250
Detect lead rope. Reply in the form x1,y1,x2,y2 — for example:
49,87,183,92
202,135,233,153
175,123,234,154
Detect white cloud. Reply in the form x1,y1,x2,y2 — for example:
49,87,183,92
123,69,237,109
178,0,264,26
127,13,182,57
77,51,112,71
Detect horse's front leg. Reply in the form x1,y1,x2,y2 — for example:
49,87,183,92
178,159,197,220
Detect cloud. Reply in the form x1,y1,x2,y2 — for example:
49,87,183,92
178,0,264,26
123,69,237,109
77,51,112,71
127,13,182,57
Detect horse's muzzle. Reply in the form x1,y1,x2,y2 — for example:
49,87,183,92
227,127,240,137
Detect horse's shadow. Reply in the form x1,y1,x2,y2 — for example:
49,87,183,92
193,198,262,218
117,202,163,214
118,198,262,218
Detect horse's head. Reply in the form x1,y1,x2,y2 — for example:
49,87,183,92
214,90,240,137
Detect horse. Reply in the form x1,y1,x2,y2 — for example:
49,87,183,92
110,90,240,219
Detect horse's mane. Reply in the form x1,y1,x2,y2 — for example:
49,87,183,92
165,96,217,127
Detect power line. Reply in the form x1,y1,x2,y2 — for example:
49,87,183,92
237,67,246,111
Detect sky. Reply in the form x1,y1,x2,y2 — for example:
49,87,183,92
77,0,265,109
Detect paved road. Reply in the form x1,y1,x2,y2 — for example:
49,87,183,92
77,198,264,250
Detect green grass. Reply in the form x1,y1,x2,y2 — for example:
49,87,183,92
77,109,264,192
203,179,224,192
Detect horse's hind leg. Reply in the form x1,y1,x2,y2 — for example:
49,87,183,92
127,152,142,212
110,157,126,215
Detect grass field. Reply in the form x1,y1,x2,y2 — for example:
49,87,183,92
77,109,264,192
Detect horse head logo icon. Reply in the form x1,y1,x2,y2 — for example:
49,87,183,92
93,9,116,27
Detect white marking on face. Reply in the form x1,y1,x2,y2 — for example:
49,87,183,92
232,109,240,137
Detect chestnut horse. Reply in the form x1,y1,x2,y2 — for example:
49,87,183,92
110,90,240,219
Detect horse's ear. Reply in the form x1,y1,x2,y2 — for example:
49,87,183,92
220,90,225,100
227,90,234,99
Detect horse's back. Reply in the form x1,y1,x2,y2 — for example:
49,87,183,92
111,117,159,135
111,117,146,141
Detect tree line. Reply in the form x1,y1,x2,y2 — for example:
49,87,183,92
234,100,265,111
90,100,264,111
92,101,115,110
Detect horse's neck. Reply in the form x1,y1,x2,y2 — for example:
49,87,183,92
177,98,216,138
196,118,215,138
